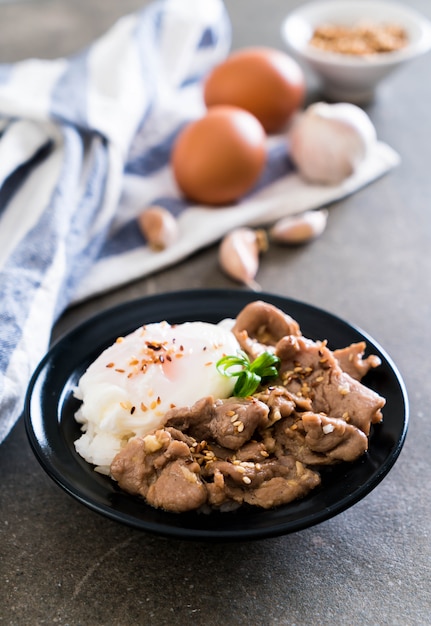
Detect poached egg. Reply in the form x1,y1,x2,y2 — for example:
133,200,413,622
74,320,239,470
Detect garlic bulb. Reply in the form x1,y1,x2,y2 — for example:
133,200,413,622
288,102,377,184
218,228,268,290
270,209,328,244
138,206,179,251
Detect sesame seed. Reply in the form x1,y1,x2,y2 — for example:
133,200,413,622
146,342,162,351
106,362,114,368
243,476,252,485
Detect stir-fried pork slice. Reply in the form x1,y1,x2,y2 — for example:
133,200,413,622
274,412,368,465
234,440,269,462
333,341,381,381
302,413,368,459
110,428,207,513
244,472,320,509
204,455,320,509
275,335,385,435
164,395,269,450
232,300,301,359
254,385,310,424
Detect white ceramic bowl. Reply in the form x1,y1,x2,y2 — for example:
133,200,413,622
281,0,431,103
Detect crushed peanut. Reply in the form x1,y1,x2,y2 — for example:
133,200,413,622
310,21,408,56
143,433,164,453
295,461,305,476
180,465,199,484
322,423,335,434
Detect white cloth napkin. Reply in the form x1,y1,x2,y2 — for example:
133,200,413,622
0,0,399,444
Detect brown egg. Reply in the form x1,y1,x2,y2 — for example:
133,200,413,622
204,47,306,134
171,106,266,206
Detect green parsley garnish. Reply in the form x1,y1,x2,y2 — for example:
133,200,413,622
216,350,280,397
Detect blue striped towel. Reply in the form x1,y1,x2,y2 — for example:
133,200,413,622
0,0,399,444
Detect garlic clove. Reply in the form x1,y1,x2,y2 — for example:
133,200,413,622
270,209,328,245
138,205,179,251
218,227,267,291
288,102,377,185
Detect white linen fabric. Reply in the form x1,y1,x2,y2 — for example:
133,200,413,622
0,0,399,444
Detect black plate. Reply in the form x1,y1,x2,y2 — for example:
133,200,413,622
24,289,408,541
